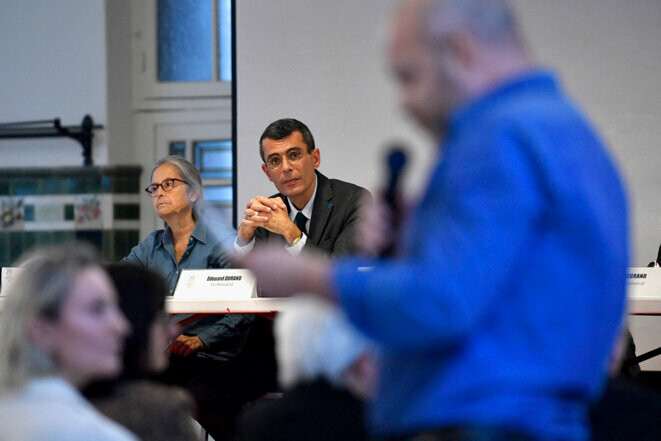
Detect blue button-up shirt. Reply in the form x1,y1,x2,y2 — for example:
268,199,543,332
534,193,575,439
334,71,628,440
124,218,252,360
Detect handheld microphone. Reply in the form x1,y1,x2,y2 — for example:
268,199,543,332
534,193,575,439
381,146,408,257
384,147,407,211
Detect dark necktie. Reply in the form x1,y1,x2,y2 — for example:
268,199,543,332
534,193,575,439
294,212,308,235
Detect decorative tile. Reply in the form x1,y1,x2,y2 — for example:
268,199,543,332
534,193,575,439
101,176,113,193
0,232,9,265
63,205,74,221
113,204,140,220
37,231,53,244
112,176,139,194
24,205,35,221
75,230,103,249
74,195,102,228
9,232,24,264
12,179,38,196
41,178,66,195
35,204,64,222
53,231,75,244
23,231,37,252
0,197,24,231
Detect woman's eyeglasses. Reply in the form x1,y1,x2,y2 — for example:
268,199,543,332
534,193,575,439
145,178,188,196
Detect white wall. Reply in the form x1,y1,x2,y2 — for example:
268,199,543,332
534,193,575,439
511,0,661,265
0,0,108,167
237,0,661,265
236,0,435,215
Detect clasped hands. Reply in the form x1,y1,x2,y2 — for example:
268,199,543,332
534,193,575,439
237,196,302,245
168,335,205,357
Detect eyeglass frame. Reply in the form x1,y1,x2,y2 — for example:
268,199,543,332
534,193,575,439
263,148,309,170
144,178,188,196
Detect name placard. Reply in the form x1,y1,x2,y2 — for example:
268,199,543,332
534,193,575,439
627,267,661,299
0,267,22,296
173,269,258,300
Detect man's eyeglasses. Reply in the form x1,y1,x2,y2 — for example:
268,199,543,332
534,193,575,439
265,149,306,170
145,178,188,196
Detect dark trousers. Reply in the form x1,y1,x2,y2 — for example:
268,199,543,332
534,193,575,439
162,319,277,441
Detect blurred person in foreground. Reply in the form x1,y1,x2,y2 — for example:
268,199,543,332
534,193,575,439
236,297,376,441
241,0,629,440
84,263,198,441
125,155,276,440
0,243,135,441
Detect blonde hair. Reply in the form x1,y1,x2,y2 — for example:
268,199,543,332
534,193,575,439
0,242,100,393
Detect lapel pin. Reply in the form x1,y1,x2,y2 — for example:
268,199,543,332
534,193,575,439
328,203,333,208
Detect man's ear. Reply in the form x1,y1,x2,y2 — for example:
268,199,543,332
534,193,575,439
311,149,321,170
442,29,477,70
27,316,57,352
261,164,274,182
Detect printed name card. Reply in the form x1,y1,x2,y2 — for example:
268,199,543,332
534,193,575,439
627,267,661,299
173,269,258,300
0,267,22,297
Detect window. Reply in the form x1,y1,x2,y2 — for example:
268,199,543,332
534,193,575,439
133,0,233,105
133,1,236,232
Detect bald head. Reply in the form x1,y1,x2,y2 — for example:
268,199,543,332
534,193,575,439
389,0,531,138
419,0,523,49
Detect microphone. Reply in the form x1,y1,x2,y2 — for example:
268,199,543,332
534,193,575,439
381,146,408,257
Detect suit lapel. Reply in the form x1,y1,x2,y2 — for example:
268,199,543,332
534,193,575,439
308,172,333,246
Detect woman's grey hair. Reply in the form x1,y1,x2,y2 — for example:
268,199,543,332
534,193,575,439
151,155,204,220
0,242,101,393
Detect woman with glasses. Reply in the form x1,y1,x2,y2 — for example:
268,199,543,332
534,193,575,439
123,156,275,441
126,155,232,294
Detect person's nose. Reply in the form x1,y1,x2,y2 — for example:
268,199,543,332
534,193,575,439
152,185,164,198
281,156,294,172
111,309,131,337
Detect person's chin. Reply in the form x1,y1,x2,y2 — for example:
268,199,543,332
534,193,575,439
279,181,302,196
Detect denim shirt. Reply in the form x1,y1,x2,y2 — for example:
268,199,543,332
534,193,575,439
124,218,254,360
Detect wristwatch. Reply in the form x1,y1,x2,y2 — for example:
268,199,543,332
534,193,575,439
291,232,303,246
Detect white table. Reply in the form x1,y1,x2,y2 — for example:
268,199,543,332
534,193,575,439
0,296,289,314
165,297,288,314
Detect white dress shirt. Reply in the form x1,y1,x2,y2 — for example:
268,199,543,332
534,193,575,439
0,377,137,441
234,176,318,256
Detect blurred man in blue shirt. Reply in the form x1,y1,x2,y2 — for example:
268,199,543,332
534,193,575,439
243,1,629,440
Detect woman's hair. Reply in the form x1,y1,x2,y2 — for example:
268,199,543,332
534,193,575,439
104,263,167,379
0,242,101,392
151,155,204,220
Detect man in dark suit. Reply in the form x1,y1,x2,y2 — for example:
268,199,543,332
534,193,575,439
235,118,370,257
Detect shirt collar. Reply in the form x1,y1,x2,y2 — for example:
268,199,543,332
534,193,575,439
158,217,208,248
447,68,558,137
190,217,208,244
288,174,317,221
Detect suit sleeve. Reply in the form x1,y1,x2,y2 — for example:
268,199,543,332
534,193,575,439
330,188,372,257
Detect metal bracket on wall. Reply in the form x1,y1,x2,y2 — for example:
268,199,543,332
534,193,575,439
0,115,104,166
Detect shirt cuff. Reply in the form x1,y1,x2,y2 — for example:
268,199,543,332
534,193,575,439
233,236,255,256
285,233,307,255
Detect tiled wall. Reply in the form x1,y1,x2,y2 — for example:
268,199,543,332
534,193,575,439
0,166,142,266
